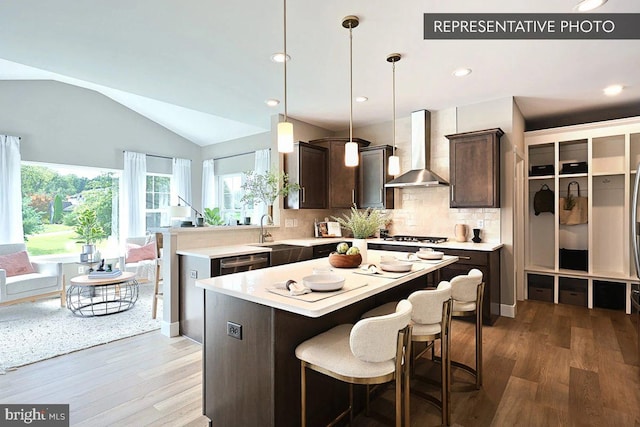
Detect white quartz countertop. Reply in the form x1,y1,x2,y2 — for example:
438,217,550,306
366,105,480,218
366,238,503,252
196,249,458,318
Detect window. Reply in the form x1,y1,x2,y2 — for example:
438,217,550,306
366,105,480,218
217,173,251,223
146,174,171,228
21,162,120,256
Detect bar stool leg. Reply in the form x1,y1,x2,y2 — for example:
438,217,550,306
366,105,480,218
476,306,483,388
301,363,307,427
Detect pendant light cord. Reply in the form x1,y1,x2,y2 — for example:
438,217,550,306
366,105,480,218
283,0,288,122
349,21,353,143
392,60,396,156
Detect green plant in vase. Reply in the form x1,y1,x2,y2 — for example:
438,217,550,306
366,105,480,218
332,204,389,239
332,205,389,263
204,207,225,226
240,170,300,222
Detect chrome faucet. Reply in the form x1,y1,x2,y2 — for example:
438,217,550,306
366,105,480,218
260,214,273,243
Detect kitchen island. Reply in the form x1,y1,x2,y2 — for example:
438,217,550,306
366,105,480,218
196,249,458,426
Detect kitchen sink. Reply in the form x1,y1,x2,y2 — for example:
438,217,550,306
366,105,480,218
252,243,313,266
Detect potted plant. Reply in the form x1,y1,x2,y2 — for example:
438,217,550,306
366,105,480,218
332,205,389,263
204,207,225,226
240,170,300,221
74,208,106,258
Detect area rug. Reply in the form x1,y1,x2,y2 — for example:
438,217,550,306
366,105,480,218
0,283,161,373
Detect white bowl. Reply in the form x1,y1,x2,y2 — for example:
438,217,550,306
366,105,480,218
416,250,444,260
302,273,345,291
380,261,413,273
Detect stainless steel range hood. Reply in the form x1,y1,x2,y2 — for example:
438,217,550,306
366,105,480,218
385,110,449,188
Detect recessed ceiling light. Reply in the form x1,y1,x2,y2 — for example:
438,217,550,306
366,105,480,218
355,96,368,103
574,0,607,12
270,53,291,63
265,99,280,107
452,68,472,77
603,84,623,96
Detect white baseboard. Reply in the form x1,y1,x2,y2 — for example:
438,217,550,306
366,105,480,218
161,320,180,337
500,303,516,318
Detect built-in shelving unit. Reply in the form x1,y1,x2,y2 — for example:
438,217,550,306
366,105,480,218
524,117,640,314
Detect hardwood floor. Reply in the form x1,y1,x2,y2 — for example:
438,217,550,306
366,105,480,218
1,300,638,426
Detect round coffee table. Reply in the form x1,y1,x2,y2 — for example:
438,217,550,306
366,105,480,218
67,271,139,317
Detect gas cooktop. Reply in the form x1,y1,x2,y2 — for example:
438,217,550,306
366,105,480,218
383,235,448,244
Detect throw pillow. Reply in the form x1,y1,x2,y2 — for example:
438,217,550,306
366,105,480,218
0,251,36,277
126,241,157,263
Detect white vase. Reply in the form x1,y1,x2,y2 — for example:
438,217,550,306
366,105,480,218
352,238,368,264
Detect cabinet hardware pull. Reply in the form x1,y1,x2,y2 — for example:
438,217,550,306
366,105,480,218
451,184,455,201
379,188,383,203
352,189,355,204
301,187,305,203
459,256,471,260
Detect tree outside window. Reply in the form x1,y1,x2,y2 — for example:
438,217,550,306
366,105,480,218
146,174,171,228
20,163,119,256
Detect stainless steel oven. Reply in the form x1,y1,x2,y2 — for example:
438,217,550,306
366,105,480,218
218,253,270,276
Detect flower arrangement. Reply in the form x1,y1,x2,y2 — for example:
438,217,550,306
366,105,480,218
240,170,300,207
332,205,389,239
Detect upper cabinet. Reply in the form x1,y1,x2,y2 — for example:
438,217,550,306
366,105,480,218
447,128,503,208
284,142,327,209
309,137,370,209
359,145,394,209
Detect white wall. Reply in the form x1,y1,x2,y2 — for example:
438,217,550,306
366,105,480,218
0,79,203,209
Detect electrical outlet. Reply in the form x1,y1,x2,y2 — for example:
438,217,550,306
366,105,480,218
293,219,298,227
190,270,198,279
285,219,294,228
78,266,85,274
227,321,242,340
477,220,484,229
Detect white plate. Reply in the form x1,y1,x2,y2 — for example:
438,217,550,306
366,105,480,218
416,251,444,260
380,261,413,273
302,273,345,291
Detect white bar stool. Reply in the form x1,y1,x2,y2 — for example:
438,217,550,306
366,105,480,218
295,300,413,427
362,282,453,426
449,268,484,389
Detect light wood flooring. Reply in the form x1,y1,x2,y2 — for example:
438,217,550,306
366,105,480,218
1,300,638,426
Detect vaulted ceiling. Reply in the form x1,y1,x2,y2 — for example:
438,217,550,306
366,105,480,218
1,1,638,145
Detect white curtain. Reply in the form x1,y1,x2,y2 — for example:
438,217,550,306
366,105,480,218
253,149,271,220
120,151,147,241
202,159,215,210
0,135,24,244
172,158,192,219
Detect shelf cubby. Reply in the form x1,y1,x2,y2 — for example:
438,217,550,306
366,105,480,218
525,117,640,315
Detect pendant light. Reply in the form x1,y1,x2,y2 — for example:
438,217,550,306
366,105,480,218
342,15,359,167
277,0,294,153
387,53,401,176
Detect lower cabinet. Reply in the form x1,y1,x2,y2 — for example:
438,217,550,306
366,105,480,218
526,272,630,312
368,243,501,325
312,242,340,259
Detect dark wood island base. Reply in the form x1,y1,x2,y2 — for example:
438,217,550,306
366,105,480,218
203,276,429,426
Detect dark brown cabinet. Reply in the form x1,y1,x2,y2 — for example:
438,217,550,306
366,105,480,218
436,247,501,325
447,128,503,208
285,141,327,209
359,145,394,209
309,137,370,208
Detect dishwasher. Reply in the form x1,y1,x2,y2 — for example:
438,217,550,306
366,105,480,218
216,253,270,275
